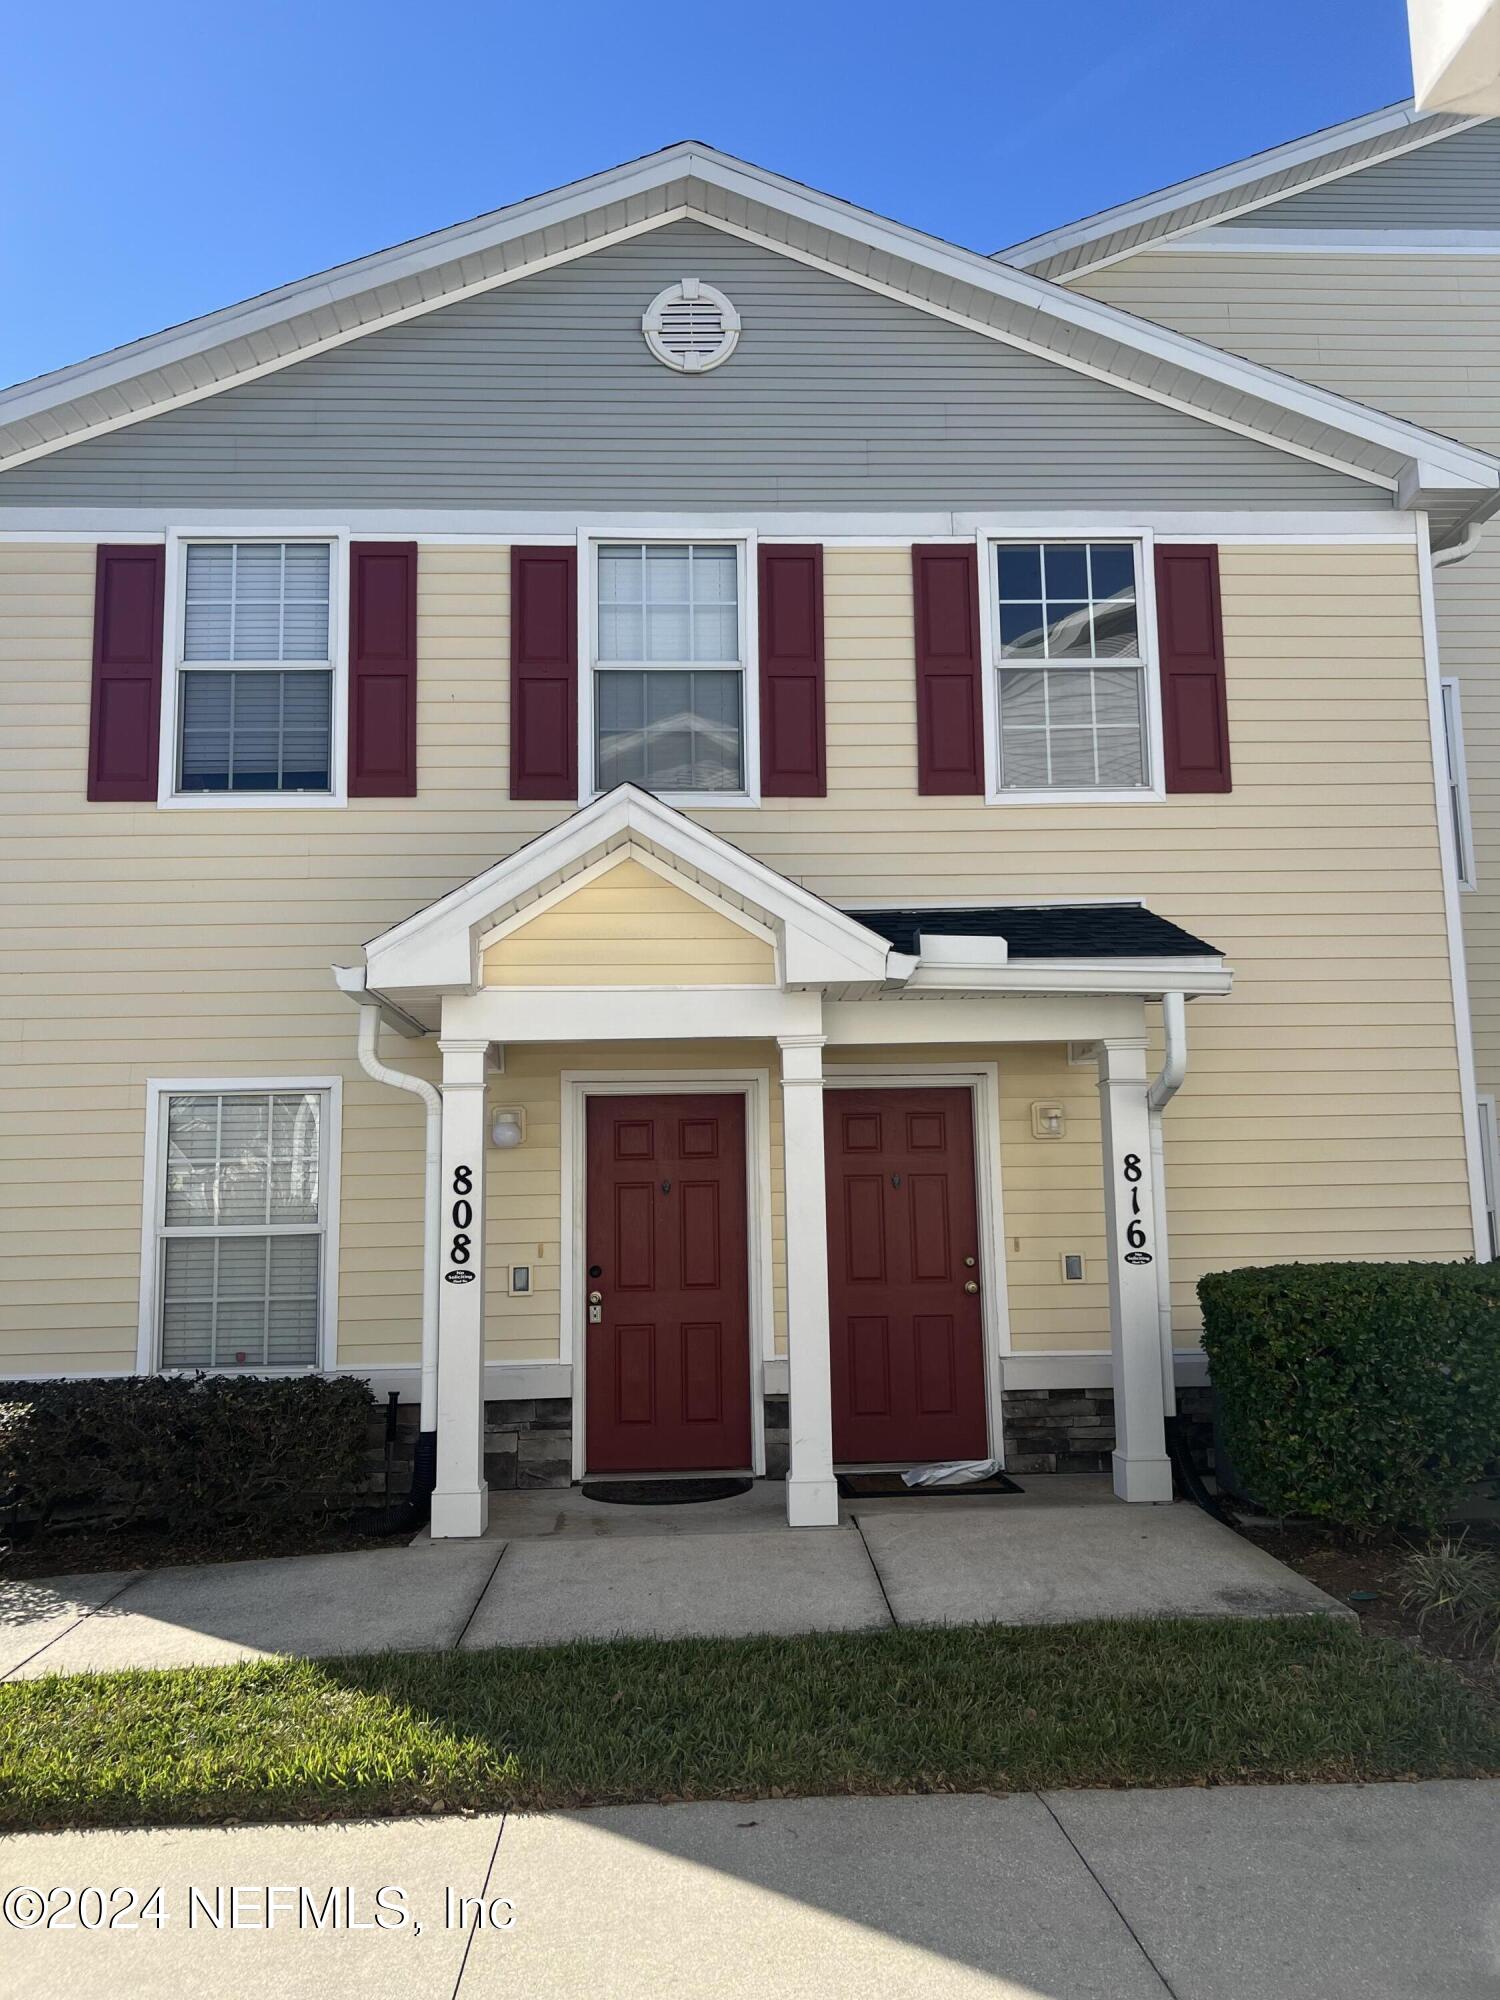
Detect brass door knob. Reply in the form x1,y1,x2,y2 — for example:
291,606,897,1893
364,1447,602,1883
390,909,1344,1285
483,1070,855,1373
964,1280,979,1293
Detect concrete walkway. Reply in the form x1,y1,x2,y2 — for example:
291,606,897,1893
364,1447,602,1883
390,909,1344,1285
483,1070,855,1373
1,1782,1494,1998
0,1479,1349,1680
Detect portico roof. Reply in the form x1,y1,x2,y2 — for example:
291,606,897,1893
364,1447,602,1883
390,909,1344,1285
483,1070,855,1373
342,788,1231,1028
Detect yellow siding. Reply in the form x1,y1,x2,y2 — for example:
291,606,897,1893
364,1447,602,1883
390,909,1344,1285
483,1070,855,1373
480,858,774,987
0,540,1472,1377
1071,249,1500,1106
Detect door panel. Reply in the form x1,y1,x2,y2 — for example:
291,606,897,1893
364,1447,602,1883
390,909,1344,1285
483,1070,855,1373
825,1086,988,1464
586,1093,752,1472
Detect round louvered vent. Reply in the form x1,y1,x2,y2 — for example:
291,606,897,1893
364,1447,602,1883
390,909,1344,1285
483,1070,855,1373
642,279,741,374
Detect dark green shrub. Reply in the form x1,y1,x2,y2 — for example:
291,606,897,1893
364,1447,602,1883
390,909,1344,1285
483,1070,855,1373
0,1374,376,1538
1199,1261,1500,1532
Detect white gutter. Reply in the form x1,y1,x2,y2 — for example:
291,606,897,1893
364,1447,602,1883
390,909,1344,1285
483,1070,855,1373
354,1003,441,1433
1433,521,1486,567
1146,992,1189,1417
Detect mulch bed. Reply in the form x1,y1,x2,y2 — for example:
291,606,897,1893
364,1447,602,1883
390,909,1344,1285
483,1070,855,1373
1235,1516,1500,1710
0,1518,412,1580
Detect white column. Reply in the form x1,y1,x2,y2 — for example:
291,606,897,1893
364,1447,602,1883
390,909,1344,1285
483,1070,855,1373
431,1037,490,1538
778,1033,839,1527
1096,1038,1173,1503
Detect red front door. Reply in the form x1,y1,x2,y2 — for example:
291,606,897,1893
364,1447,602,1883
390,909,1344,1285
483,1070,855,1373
825,1086,989,1465
585,1093,752,1473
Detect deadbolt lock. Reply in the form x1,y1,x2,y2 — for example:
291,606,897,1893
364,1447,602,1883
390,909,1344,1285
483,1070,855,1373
964,1255,976,1267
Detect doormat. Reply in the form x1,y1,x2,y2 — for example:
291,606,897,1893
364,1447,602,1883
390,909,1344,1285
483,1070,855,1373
836,1471,1022,1498
581,1477,754,1506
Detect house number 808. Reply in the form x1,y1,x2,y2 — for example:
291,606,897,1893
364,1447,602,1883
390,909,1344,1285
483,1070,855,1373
450,1164,473,1265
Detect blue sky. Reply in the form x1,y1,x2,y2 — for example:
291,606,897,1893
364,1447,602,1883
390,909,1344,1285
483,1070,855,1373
4,0,1416,389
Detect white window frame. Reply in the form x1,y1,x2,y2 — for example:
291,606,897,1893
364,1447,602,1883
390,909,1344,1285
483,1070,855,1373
1440,676,1477,890
577,531,761,808
136,1076,343,1374
157,528,350,809
978,527,1166,806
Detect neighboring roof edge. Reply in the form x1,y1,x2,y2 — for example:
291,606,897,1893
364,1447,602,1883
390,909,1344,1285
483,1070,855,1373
845,903,1221,959
996,100,1483,280
2,138,1498,515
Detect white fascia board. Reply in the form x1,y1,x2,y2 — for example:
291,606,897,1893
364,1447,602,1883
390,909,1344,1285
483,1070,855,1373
5,143,1499,502
902,956,1232,998
363,785,893,994
996,101,1476,269
0,146,708,430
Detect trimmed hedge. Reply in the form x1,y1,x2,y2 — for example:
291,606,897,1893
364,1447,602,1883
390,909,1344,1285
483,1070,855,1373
0,1374,375,1539
1199,1261,1500,1532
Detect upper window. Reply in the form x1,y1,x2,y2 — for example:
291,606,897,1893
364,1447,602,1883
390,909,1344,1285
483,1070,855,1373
152,1087,329,1370
994,541,1148,792
176,542,334,795
594,543,745,795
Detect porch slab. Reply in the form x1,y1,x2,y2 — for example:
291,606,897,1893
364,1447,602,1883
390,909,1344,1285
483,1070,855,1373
854,1492,1354,1626
6,1543,505,1679
461,1526,891,1648
418,1477,797,1542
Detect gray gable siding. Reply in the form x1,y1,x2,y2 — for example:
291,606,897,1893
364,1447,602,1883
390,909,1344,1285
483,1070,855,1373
1220,119,1500,229
0,220,1382,510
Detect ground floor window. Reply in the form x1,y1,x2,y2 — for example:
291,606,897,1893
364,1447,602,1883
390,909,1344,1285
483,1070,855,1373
145,1081,337,1369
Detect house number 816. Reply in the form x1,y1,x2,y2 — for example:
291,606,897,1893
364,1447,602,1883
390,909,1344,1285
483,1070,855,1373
1122,1152,1151,1259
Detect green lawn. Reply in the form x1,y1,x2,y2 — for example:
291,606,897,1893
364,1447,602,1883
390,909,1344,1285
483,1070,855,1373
1,1617,1496,1831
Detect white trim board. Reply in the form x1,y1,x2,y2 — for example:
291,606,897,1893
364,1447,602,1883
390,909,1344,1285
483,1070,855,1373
757,1352,1212,1395
0,509,1425,541
1000,1351,1211,1392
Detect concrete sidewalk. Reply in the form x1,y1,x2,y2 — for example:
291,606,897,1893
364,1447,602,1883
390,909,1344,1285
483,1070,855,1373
0,1480,1349,1680
1,1781,1494,1998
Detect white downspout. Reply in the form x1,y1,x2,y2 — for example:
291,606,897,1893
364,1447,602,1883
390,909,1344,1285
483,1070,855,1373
1146,992,1188,1418
1432,521,1484,570
356,1004,442,1432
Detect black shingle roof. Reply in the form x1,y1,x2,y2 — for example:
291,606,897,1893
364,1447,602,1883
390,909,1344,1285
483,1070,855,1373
844,904,1220,960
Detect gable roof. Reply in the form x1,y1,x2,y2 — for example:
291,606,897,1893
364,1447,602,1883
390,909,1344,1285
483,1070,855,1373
997,100,1484,281
2,139,1497,532
359,783,898,995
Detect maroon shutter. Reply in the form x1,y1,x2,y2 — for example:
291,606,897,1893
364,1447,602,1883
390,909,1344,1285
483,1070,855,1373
758,544,825,797
1155,544,1231,794
510,546,578,800
912,545,984,795
87,545,165,801
348,542,418,797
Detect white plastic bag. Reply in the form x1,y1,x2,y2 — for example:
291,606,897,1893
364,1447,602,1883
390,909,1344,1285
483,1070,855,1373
900,1456,1005,1489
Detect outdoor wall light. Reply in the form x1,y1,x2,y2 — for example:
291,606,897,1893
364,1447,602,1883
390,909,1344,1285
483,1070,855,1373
1031,1102,1066,1140
490,1108,526,1149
